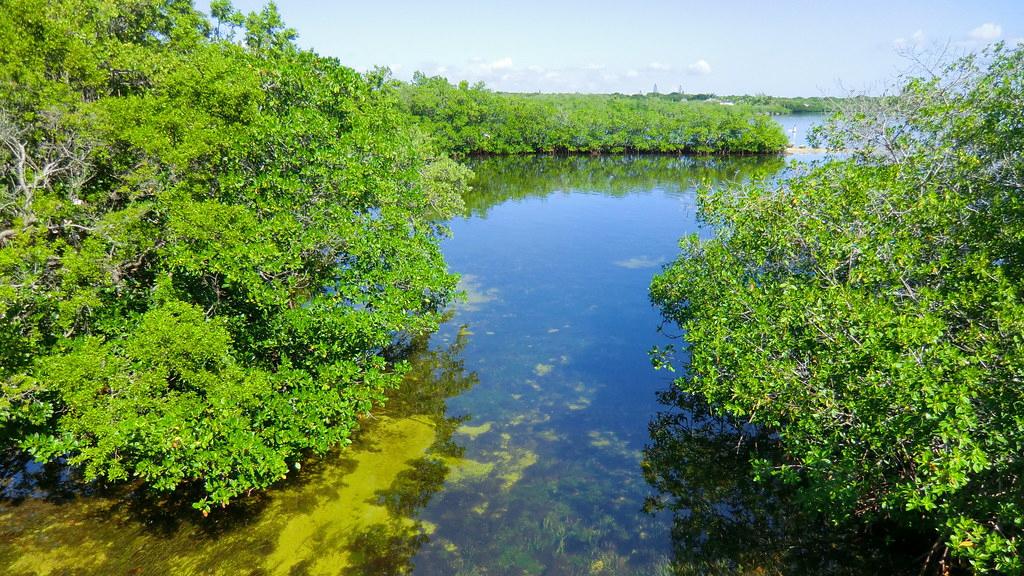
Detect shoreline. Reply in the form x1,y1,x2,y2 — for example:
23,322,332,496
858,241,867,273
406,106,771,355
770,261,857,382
785,145,831,155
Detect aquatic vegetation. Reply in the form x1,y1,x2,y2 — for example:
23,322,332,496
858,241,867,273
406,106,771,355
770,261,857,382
587,431,613,448
0,414,442,576
613,256,667,269
536,429,562,442
443,457,496,485
454,422,494,440
0,330,480,574
262,417,438,575
566,398,592,411
497,450,539,491
507,412,551,426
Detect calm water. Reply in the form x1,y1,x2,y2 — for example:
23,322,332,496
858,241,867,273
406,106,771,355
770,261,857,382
1,155,913,575
774,113,825,147
409,156,783,574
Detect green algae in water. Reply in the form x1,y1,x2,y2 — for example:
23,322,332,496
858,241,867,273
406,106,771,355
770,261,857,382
0,330,480,576
1,412,440,573
496,450,538,491
588,431,613,448
1,416,440,576
443,457,495,484
442,434,538,492
454,421,493,439
263,416,438,575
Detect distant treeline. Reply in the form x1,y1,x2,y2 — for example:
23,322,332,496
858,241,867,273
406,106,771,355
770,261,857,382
640,92,847,114
398,74,789,156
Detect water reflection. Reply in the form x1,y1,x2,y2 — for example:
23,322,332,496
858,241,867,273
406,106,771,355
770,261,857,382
464,155,786,217
643,386,926,575
772,113,825,148
0,327,478,575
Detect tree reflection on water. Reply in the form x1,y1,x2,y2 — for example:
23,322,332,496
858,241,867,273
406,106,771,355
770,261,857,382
643,386,928,576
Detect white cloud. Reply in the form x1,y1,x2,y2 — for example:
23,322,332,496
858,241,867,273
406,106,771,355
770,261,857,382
408,58,714,92
486,57,513,71
460,57,516,79
969,22,1002,41
687,59,712,75
893,29,926,49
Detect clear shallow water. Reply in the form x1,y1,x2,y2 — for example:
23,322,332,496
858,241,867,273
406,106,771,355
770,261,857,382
410,155,784,574
2,154,913,575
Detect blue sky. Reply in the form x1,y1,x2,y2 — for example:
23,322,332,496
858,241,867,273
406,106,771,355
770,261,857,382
204,1,1024,95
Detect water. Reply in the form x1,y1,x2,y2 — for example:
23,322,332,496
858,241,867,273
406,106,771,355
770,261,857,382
409,156,782,574
773,113,825,147
1,154,915,575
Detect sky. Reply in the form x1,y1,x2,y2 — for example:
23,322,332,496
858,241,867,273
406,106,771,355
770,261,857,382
202,0,1024,96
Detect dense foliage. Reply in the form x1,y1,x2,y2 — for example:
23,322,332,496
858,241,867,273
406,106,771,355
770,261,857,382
0,0,468,511
651,45,1024,573
400,75,788,156
726,94,842,114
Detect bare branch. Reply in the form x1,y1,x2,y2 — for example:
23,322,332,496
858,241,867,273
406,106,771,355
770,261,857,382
0,110,94,231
